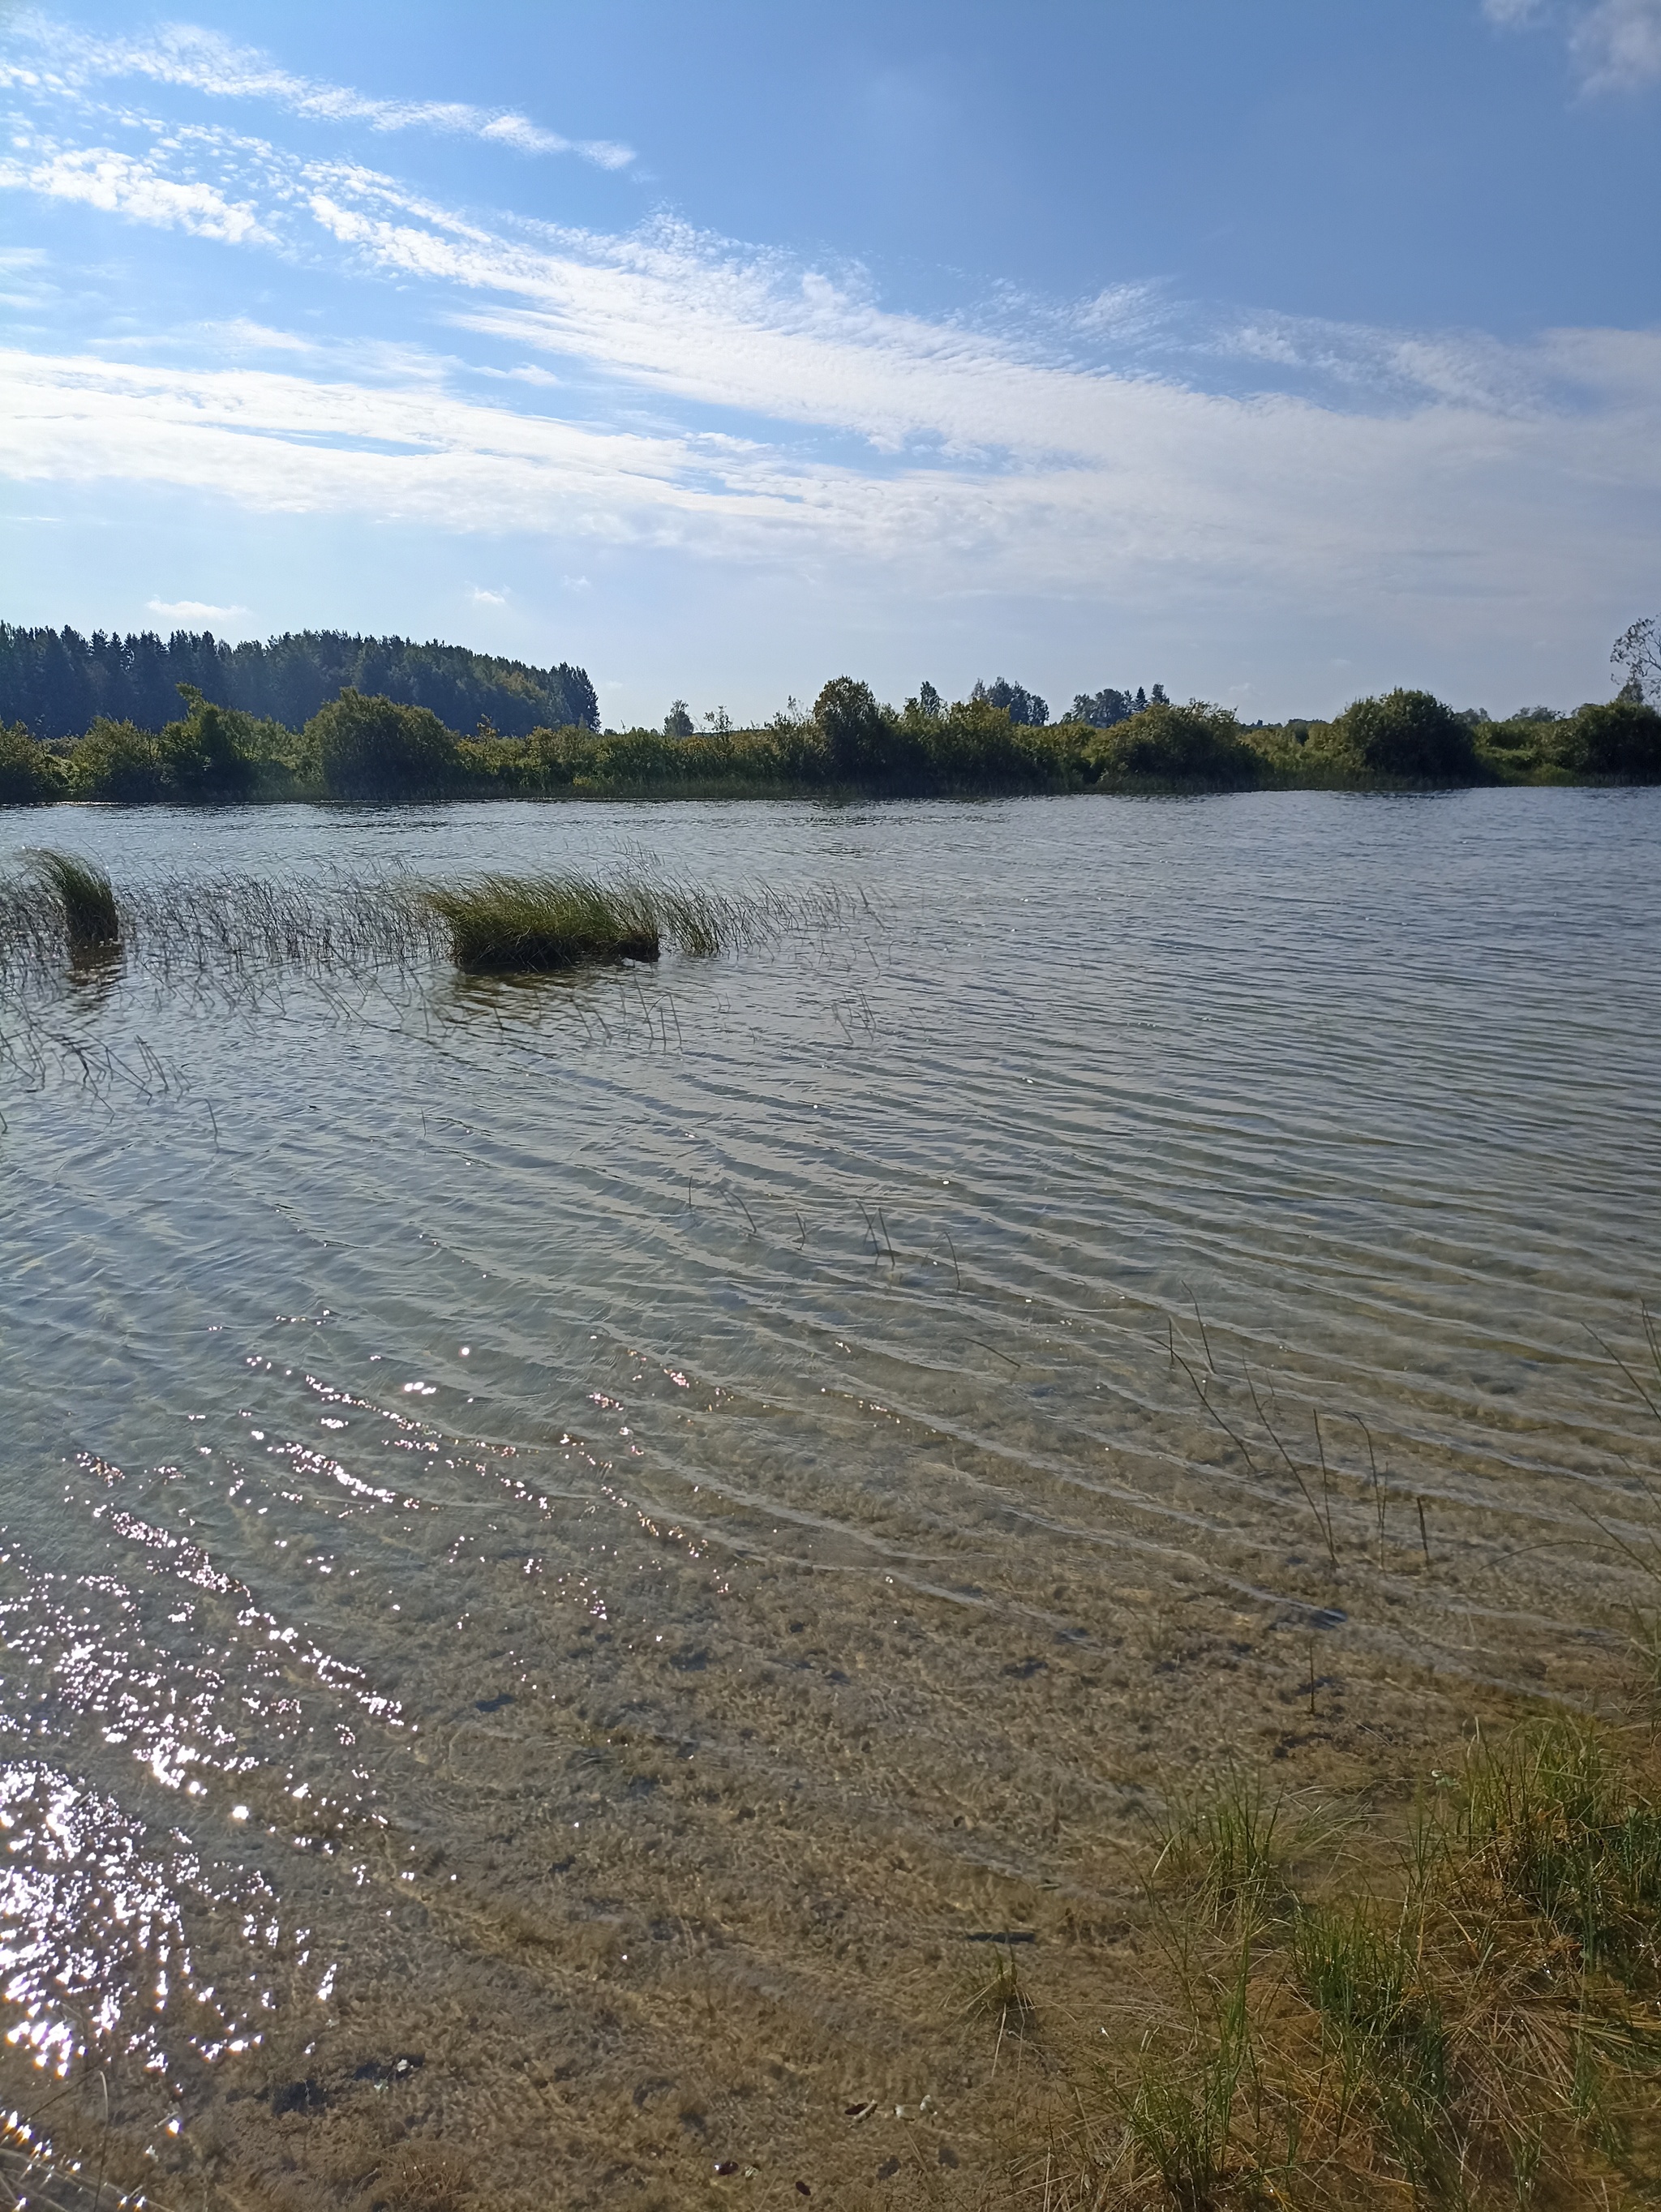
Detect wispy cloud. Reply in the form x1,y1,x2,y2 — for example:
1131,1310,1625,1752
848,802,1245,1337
0,23,1655,700
4,327,1654,641
2,14,636,166
1572,0,1661,87
1483,0,1661,88
0,75,1585,449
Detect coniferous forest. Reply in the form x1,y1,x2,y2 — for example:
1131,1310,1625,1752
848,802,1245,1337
0,625,598,743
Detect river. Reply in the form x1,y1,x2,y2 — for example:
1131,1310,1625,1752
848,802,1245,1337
1,787,1657,2205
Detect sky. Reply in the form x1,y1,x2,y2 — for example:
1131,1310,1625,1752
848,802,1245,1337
1,0,1659,728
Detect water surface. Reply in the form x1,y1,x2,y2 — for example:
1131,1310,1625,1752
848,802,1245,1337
1,789,1657,2202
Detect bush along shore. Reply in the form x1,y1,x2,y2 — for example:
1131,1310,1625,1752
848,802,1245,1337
1,678,1659,808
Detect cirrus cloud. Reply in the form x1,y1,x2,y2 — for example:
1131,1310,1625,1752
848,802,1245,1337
0,13,636,166
0,14,1655,712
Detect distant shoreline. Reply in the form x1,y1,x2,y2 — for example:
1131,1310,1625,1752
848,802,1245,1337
4,678,1659,808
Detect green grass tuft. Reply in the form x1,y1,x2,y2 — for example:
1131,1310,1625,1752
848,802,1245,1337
423,872,665,971
28,848,119,953
1152,1768,1307,1930
1122,1955,1255,2212
420,871,770,973
1461,1717,1661,1984
999,1713,1661,2211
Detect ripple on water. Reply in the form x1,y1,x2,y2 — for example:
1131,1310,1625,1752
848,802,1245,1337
0,790,1656,2196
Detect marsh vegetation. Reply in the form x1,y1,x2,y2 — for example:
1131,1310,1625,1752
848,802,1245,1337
972,1706,1661,2211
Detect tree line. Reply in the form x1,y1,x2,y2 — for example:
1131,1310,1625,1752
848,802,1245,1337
1,675,1656,809
0,625,598,742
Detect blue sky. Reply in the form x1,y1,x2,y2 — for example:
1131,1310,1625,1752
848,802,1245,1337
2,0,1658,727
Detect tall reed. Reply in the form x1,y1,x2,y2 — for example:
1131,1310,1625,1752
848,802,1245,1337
0,861,855,994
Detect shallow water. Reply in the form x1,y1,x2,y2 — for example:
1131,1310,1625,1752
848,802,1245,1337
1,789,1658,2201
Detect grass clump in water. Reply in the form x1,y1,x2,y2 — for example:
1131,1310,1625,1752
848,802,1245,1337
424,872,663,971
27,849,119,954
421,871,770,973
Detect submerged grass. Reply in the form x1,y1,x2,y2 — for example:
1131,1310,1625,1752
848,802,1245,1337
985,1713,1661,2211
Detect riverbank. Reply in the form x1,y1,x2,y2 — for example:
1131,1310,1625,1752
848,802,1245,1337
0,1528,1655,2211
3,686,1659,808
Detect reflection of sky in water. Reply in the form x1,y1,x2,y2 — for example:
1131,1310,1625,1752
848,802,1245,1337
0,789,1657,2137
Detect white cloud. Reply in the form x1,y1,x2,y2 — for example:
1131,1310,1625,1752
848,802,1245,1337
147,597,251,620
1572,0,1661,86
1483,0,1661,86
0,142,272,242
0,39,1655,701
3,330,1655,657
2,15,635,167
468,585,509,604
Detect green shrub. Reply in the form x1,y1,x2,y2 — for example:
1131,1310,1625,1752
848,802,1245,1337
672,723,812,789
589,729,689,787
71,691,268,802
0,722,61,804
1570,699,1661,779
1331,689,1483,782
815,676,897,782
1086,701,1262,786
916,697,1079,791
306,688,459,800
155,688,257,800
1469,715,1580,782
455,731,536,791
69,717,165,801
753,710,831,784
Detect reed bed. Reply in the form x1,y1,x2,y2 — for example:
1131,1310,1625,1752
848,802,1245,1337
0,862,852,993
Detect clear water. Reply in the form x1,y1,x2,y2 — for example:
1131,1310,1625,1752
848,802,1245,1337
1,788,1657,2193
